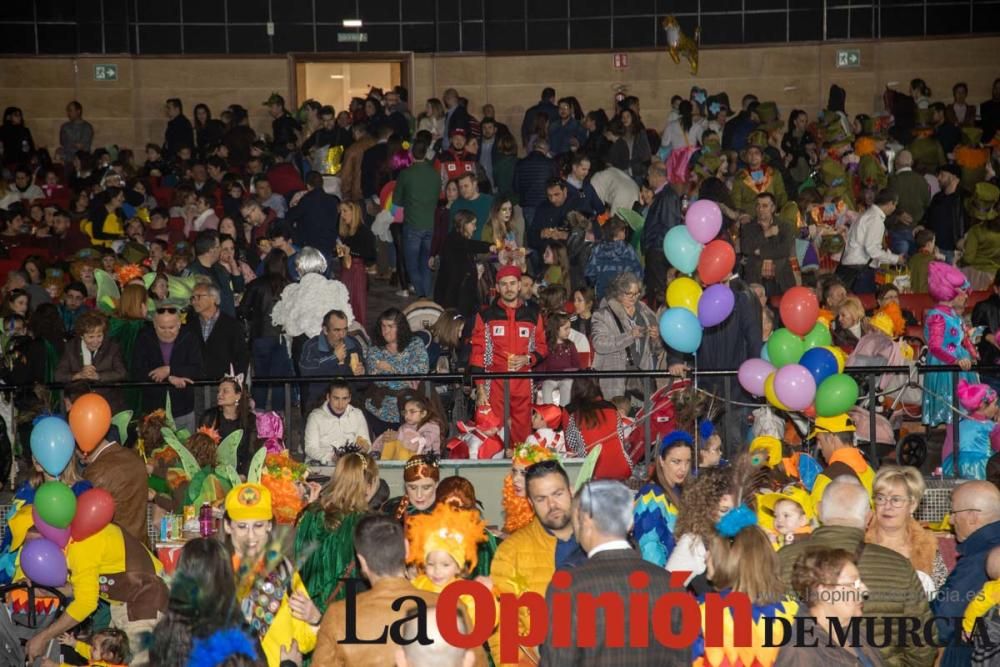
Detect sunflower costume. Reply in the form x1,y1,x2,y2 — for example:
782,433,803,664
152,422,249,509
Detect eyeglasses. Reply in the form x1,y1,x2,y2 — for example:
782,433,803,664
623,290,642,298
155,307,179,314
874,494,910,508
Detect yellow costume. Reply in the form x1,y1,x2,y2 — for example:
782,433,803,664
964,579,1000,633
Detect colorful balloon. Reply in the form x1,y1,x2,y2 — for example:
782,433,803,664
34,481,76,530
20,538,67,587
738,358,775,397
663,226,703,275
30,417,75,477
659,307,703,354
799,347,840,386
767,328,806,368
666,277,702,315
764,372,791,411
698,284,735,327
70,488,116,542
773,364,818,411
761,342,770,362
823,345,847,373
69,393,112,453
684,199,724,244
32,506,71,548
697,240,736,285
779,287,820,337
803,322,833,350
815,374,860,417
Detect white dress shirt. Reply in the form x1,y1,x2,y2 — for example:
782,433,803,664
840,204,901,268
587,539,633,558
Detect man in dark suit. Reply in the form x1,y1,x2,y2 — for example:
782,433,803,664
539,480,690,666
521,87,559,147
185,280,248,382
443,88,470,151
163,97,193,160
981,78,1000,143
285,170,341,264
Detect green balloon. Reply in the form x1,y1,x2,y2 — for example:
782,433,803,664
815,374,860,417
803,322,833,350
35,481,77,529
767,328,806,367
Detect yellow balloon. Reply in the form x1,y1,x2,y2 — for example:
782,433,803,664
666,277,703,316
823,345,846,373
764,372,791,411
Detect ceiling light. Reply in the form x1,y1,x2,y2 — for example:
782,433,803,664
343,19,362,27
330,75,344,79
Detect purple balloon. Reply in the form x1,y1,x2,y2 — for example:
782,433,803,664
698,284,735,327
773,364,818,411
738,358,775,397
32,506,71,548
20,538,67,587
685,199,724,244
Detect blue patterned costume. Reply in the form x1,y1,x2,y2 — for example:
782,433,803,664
923,306,978,426
943,417,999,480
633,482,679,567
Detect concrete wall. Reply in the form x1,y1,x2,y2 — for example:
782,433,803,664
2,36,998,156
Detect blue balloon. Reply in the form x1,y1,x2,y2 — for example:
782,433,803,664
663,226,703,275
30,417,75,477
761,342,770,362
659,307,703,354
799,347,839,387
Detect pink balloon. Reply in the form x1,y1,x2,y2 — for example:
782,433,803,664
685,199,724,244
773,364,818,411
32,506,70,548
738,358,775,397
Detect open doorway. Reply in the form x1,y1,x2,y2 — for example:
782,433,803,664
291,54,412,114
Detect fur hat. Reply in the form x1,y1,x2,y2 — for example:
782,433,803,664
927,261,971,302
958,379,997,413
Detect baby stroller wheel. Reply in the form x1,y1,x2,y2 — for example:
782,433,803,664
896,433,927,468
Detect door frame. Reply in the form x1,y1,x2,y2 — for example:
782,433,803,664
287,52,414,109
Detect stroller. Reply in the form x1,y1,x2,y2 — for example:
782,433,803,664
848,332,928,467
626,379,696,465
0,581,67,666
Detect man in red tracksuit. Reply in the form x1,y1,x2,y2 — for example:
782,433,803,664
470,265,548,444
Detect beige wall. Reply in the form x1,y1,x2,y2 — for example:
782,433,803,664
3,36,998,156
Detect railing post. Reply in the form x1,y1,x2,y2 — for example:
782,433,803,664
952,369,961,479
724,375,733,460
503,377,511,455
867,372,878,466
643,375,652,466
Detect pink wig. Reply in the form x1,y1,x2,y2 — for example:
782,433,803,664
957,379,997,413
927,261,970,302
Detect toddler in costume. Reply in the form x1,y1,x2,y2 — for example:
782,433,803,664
757,485,815,550
525,404,567,454
446,405,504,459
964,549,1000,637
943,379,1000,480
923,261,979,427
47,629,130,667
406,503,495,628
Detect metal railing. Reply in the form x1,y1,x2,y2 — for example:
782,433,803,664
5,362,995,477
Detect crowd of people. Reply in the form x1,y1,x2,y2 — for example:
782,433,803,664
2,74,1000,666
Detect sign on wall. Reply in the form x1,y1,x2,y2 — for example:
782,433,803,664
94,64,118,81
338,32,368,43
836,49,860,68
613,53,629,70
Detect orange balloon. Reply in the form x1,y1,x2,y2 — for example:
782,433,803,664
69,393,112,453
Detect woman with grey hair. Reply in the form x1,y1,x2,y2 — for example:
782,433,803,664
271,246,357,384
590,272,662,401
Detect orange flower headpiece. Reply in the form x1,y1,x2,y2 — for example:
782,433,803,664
115,264,145,287
405,504,486,570
877,301,907,338
197,425,221,445
512,442,555,468
403,453,440,483
143,409,167,425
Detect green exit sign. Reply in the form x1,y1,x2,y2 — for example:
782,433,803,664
94,64,118,81
836,49,861,68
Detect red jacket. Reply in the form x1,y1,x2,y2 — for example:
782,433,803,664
470,299,548,376
266,162,306,197
433,149,476,191
568,405,633,481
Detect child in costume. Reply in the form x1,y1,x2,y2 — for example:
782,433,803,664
943,380,1000,480
963,548,1000,637
502,443,555,535
923,261,979,427
406,503,493,629
446,406,504,460
149,426,244,511
757,485,815,550
50,629,130,667
525,404,567,454
372,395,443,461
697,419,727,469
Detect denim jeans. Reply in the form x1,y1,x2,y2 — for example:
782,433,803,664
252,336,294,409
404,226,434,298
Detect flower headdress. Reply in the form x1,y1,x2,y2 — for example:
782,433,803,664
405,504,487,571
114,263,145,287
716,504,759,538
512,442,556,468
197,425,221,445
403,453,440,483
958,379,998,414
